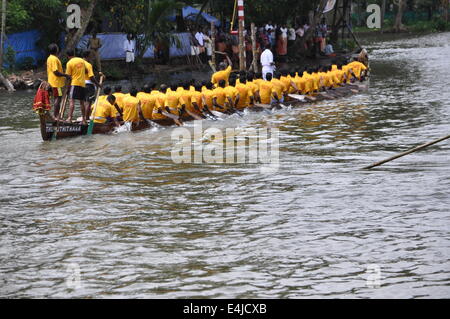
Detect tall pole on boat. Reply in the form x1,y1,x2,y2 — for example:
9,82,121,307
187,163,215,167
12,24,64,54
0,0,6,70
211,21,216,68
237,0,245,71
251,22,258,72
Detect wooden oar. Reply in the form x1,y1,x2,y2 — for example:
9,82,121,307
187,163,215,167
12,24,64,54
185,108,204,120
53,81,69,141
161,111,183,126
363,134,450,169
87,75,105,135
288,94,306,101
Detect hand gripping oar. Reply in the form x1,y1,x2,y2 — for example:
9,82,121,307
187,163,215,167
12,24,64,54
363,134,450,169
87,75,105,135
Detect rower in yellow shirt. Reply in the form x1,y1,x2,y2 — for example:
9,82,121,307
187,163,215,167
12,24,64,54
180,83,204,120
259,73,279,104
152,85,168,120
224,77,240,112
112,85,126,116
253,72,265,90
347,59,368,80
122,87,144,123
137,84,156,120
271,72,286,102
164,84,182,116
290,68,304,93
201,82,216,114
246,73,260,103
211,55,233,86
212,80,228,112
92,94,120,127
190,85,207,118
236,75,254,109
280,70,293,95
178,83,193,113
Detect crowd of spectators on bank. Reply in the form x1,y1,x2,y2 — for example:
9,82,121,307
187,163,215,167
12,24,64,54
185,17,334,69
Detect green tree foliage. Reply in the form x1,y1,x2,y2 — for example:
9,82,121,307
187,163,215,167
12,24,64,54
98,0,184,61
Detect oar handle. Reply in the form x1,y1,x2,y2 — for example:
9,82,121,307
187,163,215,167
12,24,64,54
89,74,106,122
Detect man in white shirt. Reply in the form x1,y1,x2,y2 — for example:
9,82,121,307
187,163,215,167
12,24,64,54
195,30,204,47
265,21,274,32
260,44,275,80
123,34,135,75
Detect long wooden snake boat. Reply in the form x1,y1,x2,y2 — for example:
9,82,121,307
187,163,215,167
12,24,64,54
37,82,368,141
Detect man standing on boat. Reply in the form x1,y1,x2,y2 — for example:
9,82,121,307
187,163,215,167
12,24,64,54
211,54,233,87
82,51,102,118
46,43,71,120
260,43,275,80
65,49,88,124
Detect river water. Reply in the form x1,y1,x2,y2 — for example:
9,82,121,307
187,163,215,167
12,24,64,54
0,32,449,298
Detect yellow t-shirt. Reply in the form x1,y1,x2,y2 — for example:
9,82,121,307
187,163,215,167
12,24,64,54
294,75,306,94
84,60,94,80
46,54,65,88
164,90,181,113
280,76,292,93
152,92,167,120
236,83,253,108
112,92,125,116
212,87,227,109
137,92,156,119
190,91,203,110
246,81,259,94
179,90,193,111
311,73,321,91
122,96,140,122
211,66,232,86
202,89,215,109
271,79,284,98
253,79,264,90
259,81,274,104
348,61,367,79
66,57,87,87
224,86,239,103
93,100,115,123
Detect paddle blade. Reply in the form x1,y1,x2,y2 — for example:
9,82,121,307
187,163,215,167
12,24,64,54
87,120,94,135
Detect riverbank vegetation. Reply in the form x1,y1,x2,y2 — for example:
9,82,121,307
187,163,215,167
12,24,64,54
1,0,448,77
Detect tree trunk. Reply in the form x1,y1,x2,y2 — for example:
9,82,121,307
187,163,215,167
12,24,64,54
298,0,328,52
60,0,97,57
380,0,386,32
194,0,211,30
444,0,449,22
393,0,405,32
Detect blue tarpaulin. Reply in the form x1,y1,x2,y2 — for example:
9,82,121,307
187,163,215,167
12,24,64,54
2,30,45,68
182,6,221,26
77,32,191,60
168,6,220,26
2,29,194,69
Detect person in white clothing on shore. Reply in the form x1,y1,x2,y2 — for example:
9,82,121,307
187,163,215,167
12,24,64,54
123,34,135,75
124,34,135,62
260,43,275,80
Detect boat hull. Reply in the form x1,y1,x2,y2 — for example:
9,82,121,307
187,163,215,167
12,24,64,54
37,82,368,141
